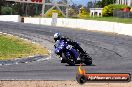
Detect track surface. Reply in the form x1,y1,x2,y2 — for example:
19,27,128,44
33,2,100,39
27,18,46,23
0,21,132,80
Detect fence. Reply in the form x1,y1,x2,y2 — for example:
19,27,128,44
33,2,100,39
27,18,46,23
113,10,132,18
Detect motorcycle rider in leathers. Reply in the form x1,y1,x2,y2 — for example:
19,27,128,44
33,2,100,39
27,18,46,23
53,33,86,54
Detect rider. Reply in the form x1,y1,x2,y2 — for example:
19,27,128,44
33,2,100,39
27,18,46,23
53,33,86,54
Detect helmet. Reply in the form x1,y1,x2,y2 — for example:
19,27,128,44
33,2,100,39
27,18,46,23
54,33,61,41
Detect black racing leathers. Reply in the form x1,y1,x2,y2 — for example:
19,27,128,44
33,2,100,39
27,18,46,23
60,36,85,54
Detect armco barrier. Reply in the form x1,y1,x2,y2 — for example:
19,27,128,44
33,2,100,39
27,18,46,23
24,18,132,36
0,15,21,22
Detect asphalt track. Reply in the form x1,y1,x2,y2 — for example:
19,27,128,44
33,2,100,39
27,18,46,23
0,21,132,80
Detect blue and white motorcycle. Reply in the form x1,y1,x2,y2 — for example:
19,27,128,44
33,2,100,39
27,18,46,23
54,40,92,66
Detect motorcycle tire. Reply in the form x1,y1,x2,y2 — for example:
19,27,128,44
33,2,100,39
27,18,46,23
84,58,92,65
62,52,76,66
80,53,92,65
61,58,67,63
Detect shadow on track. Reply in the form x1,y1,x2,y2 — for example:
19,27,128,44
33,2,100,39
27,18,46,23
65,64,96,66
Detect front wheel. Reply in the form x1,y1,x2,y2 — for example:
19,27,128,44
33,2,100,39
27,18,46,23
80,53,92,65
62,52,76,66
84,58,92,65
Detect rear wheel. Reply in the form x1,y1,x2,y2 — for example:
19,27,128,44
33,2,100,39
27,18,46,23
62,52,76,66
61,58,67,63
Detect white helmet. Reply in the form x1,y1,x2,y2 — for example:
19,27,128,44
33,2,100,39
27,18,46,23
54,33,61,41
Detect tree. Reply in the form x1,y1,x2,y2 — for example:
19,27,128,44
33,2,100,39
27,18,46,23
0,0,6,14
102,0,116,6
46,9,63,17
96,1,103,8
102,4,128,16
96,0,116,8
68,8,77,17
79,7,89,18
1,7,12,15
87,1,94,8
71,4,80,15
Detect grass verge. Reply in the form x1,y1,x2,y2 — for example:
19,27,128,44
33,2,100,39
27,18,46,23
0,34,49,60
25,16,132,24
79,17,132,24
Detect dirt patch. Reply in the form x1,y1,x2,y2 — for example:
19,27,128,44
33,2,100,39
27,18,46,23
0,81,131,87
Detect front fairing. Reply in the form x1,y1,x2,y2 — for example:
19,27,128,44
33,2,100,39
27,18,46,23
54,40,65,54
65,48,79,59
54,40,79,59
70,48,79,59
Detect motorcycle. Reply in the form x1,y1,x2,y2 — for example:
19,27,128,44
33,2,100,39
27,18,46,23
54,40,92,66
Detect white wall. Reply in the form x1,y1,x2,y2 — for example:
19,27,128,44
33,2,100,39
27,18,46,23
24,18,132,36
0,15,21,22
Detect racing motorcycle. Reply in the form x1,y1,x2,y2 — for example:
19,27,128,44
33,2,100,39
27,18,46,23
54,40,92,66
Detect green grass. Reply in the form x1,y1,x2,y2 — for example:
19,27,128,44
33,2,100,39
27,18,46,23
80,17,132,24
26,15,132,24
0,34,49,60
